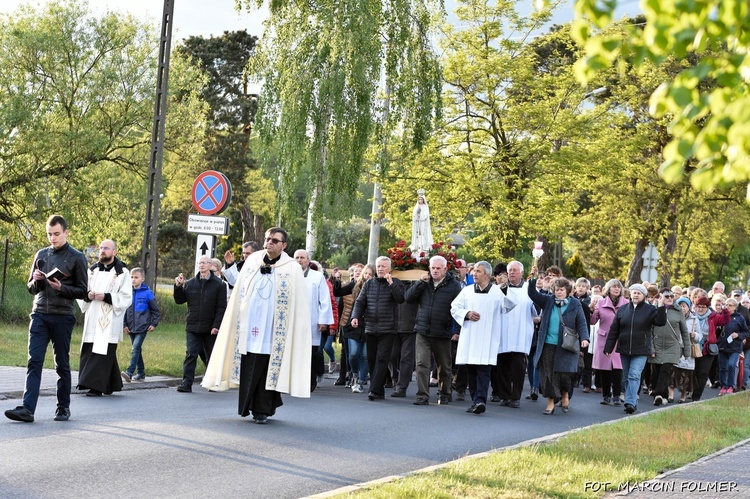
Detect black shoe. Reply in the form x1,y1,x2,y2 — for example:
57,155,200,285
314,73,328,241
624,403,635,414
413,397,429,406
498,399,511,407
508,399,521,409
384,381,394,389
368,392,384,401
654,395,663,406
390,389,406,397
86,389,102,397
438,396,450,405
54,407,70,422
253,414,268,424
530,388,539,401
5,406,34,423
455,392,465,401
543,407,555,415
470,402,486,414
490,394,501,403
334,378,347,386
176,384,192,393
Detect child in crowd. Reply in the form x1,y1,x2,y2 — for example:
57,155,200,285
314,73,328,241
121,268,160,382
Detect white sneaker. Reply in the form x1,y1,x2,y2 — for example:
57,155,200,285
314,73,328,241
351,383,363,393
328,361,337,374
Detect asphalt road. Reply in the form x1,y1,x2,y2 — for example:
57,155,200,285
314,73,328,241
0,382,716,498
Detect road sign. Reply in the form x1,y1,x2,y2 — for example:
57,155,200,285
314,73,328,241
191,171,232,215
187,214,230,235
193,234,216,275
640,267,658,284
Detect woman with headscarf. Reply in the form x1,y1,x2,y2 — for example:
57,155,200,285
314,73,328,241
671,296,701,403
690,295,729,401
409,193,433,253
591,279,628,406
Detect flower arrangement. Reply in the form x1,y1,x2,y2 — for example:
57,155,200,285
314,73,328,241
386,240,460,271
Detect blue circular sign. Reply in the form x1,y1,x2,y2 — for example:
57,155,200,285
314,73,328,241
192,171,232,215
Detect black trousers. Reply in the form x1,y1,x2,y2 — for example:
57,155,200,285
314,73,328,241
238,353,282,418
581,351,594,388
183,332,217,385
495,352,526,401
650,362,675,399
451,339,468,394
390,332,416,391
466,364,491,405
692,355,714,401
598,368,622,398
367,333,395,396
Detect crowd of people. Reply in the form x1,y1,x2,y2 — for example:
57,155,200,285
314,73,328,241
6,215,749,425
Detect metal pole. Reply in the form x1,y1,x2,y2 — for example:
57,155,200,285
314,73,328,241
1,237,8,305
140,0,175,288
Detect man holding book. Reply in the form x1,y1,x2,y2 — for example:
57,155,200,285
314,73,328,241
5,215,88,423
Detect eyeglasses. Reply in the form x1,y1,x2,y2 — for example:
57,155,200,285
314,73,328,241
264,237,285,245
198,261,210,265
662,294,674,298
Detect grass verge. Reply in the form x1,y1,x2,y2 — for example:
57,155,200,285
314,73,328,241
339,392,750,498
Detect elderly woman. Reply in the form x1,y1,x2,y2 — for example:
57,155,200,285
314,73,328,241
648,289,690,406
528,274,590,415
604,283,667,414
670,297,701,403
591,279,628,406
687,296,729,401
717,298,749,394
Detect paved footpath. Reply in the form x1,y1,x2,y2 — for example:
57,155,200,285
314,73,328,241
2,364,750,497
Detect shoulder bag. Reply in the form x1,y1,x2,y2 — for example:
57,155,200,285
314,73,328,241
688,319,702,358
557,306,580,354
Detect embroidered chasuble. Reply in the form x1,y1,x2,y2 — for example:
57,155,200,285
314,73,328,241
202,251,312,397
78,262,132,355
451,285,517,366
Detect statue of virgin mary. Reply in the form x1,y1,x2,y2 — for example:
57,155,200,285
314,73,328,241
410,189,433,253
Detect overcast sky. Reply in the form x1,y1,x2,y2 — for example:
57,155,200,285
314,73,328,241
0,0,640,41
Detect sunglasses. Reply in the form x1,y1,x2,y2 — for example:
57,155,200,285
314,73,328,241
264,237,285,245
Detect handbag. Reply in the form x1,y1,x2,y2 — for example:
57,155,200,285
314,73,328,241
557,306,580,354
708,343,719,356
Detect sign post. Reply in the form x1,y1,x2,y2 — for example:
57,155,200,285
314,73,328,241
189,171,232,275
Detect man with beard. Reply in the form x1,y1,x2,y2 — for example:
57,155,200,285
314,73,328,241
76,240,132,397
202,228,311,424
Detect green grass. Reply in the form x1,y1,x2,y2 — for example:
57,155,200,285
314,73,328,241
0,322,193,377
341,393,750,498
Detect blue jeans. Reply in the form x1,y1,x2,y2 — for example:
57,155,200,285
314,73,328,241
348,338,368,382
322,335,336,363
24,313,76,413
620,354,647,408
719,351,740,389
126,332,147,376
743,351,750,388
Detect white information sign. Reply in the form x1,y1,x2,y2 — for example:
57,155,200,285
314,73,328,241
187,214,229,235
193,234,216,275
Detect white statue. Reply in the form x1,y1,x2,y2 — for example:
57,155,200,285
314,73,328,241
410,189,433,253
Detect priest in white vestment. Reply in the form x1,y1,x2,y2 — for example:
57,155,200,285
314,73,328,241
495,261,539,407
451,261,516,414
202,227,311,424
77,239,132,396
294,249,334,391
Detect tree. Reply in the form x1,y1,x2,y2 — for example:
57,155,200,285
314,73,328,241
237,0,442,257
176,31,275,247
568,0,750,195
0,1,155,230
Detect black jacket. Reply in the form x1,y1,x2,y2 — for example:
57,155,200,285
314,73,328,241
351,277,405,334
404,273,462,338
174,273,227,334
28,242,88,315
604,301,667,356
718,312,749,354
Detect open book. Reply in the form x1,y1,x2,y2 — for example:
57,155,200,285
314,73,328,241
44,267,68,281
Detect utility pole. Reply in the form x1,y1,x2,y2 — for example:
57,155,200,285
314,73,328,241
140,0,175,288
